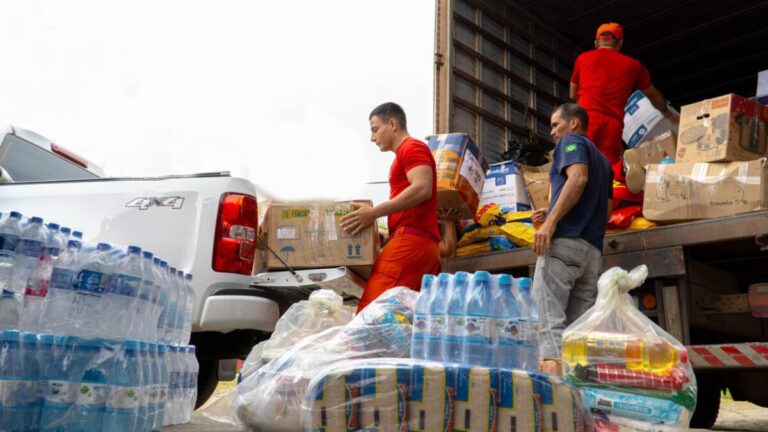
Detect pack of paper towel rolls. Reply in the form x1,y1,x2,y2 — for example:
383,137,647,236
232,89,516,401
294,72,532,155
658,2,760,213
301,358,592,432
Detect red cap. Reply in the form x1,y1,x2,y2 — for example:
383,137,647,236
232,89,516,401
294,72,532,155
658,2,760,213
596,22,623,40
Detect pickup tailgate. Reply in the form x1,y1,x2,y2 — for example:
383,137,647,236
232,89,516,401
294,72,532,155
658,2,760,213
0,174,278,333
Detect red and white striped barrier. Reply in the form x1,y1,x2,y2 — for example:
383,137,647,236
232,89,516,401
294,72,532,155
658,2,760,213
688,343,768,369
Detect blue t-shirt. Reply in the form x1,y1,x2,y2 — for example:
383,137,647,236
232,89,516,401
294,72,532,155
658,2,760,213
548,133,613,251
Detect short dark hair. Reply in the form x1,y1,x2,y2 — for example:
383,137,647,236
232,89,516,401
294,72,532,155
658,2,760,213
369,102,407,129
555,103,589,130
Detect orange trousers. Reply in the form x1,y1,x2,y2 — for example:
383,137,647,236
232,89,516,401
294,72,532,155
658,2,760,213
357,230,441,313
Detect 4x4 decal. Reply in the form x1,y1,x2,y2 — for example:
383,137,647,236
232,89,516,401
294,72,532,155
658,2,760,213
126,197,185,210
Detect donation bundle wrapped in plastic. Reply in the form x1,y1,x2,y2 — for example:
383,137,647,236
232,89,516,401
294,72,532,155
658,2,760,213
301,358,593,432
562,265,696,431
239,289,354,380
204,287,417,432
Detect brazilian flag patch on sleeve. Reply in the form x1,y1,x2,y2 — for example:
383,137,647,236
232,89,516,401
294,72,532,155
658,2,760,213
565,143,578,153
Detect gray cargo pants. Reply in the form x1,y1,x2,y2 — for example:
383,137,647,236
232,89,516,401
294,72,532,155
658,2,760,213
532,237,602,359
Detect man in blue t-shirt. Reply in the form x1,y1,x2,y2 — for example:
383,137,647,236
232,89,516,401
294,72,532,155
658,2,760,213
531,103,613,374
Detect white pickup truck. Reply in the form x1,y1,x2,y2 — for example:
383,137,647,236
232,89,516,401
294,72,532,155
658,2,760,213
0,126,280,406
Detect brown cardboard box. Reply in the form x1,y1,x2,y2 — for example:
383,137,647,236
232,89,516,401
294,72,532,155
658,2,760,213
643,158,768,221
623,130,677,193
519,162,551,210
265,201,378,269
677,94,768,163
426,133,489,219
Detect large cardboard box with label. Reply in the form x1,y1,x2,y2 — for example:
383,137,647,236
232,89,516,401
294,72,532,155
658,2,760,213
623,90,679,148
265,201,378,270
643,158,768,221
427,133,489,219
676,94,768,163
479,162,532,212
519,162,551,210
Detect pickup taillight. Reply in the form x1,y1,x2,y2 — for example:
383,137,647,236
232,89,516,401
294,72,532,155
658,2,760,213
213,193,258,275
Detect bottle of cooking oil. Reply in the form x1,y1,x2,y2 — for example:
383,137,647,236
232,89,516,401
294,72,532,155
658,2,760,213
563,332,682,372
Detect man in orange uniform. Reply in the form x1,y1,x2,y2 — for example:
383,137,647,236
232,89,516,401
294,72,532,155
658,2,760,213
341,102,441,312
570,22,676,178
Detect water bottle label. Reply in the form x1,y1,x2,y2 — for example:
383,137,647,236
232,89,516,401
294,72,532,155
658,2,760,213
0,379,38,406
106,386,140,410
445,315,465,342
181,372,191,390
464,316,491,343
412,313,427,341
49,268,77,291
45,380,80,405
16,239,43,258
75,383,109,407
107,274,141,297
497,318,521,345
73,269,109,294
0,234,20,251
140,281,153,300
427,316,445,338
150,385,162,404
189,372,198,388
169,371,180,390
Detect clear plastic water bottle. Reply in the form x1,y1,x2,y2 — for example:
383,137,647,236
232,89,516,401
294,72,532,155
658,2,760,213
493,274,521,369
0,211,23,292
410,274,435,360
102,339,142,432
19,332,42,429
104,245,143,340
164,266,179,344
39,239,82,335
71,338,108,432
133,251,155,341
426,273,451,362
146,343,160,431
36,333,55,428
138,341,153,431
70,243,113,338
174,270,187,345
156,260,170,343
21,224,65,332
517,277,540,369
40,335,80,431
182,274,194,345
72,230,83,240
444,271,470,364
177,347,192,424
156,343,169,429
164,345,179,426
11,216,47,294
187,346,199,420
0,331,25,431
60,226,72,241
461,271,494,367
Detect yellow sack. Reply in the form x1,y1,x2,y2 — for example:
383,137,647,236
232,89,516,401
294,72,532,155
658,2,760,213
477,203,502,227
503,211,533,223
457,226,506,248
456,241,492,257
628,217,656,230
501,222,536,247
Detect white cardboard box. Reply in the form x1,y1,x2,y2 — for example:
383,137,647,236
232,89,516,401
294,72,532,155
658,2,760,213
479,162,532,212
623,90,679,148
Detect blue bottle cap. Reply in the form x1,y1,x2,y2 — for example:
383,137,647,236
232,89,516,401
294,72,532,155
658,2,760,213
97,243,112,251
518,277,532,291
189,346,196,354
21,332,38,345
72,231,83,239
30,216,44,224
160,260,168,268
9,211,22,219
39,334,54,345
67,239,82,249
170,266,177,273
474,271,491,286
125,339,140,350
60,227,71,235
177,270,184,277
421,274,436,289
453,271,470,287
185,274,192,281
47,222,60,230
498,274,513,287
158,344,167,354
143,251,154,259
0,330,21,342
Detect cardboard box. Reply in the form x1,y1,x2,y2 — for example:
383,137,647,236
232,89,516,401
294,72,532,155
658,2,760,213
643,158,768,221
623,90,679,148
265,201,378,269
677,94,768,163
478,161,531,212
519,162,551,210
623,130,677,193
427,133,489,219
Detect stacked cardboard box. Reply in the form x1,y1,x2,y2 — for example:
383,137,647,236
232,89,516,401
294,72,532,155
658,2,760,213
644,93,768,221
478,161,531,212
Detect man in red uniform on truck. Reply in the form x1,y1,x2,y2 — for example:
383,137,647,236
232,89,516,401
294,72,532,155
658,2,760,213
570,22,676,176
341,102,441,312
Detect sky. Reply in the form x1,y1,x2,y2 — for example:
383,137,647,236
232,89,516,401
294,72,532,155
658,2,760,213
0,1,436,204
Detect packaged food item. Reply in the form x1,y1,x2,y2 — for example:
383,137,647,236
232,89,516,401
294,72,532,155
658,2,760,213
500,222,536,247
427,134,489,219
457,226,507,248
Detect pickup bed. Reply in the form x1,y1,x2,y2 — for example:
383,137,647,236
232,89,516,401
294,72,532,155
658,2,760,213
0,126,279,406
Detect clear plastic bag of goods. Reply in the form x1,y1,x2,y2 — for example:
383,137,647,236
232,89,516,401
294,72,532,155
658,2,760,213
239,289,354,381
203,287,418,432
562,265,697,431
300,358,593,432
